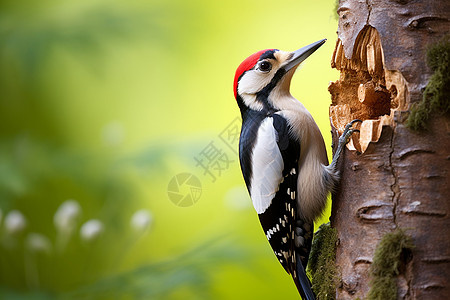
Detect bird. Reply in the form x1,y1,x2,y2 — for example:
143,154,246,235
233,39,360,299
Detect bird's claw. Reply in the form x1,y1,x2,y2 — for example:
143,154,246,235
344,119,363,132
339,119,362,145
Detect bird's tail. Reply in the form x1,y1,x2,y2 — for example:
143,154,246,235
294,252,315,300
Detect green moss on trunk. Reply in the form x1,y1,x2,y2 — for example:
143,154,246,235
406,35,450,130
307,223,338,300
367,229,414,300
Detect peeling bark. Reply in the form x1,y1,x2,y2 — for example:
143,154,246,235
329,0,450,299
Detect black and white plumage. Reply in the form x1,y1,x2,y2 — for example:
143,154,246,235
233,40,359,299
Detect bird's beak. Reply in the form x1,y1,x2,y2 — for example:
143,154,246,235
283,39,326,72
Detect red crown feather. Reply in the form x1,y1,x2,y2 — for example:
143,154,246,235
233,49,273,99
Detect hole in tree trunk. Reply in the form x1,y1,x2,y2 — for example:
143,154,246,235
329,25,409,153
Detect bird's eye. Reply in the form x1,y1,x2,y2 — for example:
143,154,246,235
258,61,272,72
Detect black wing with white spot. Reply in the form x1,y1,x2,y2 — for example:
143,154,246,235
245,113,314,298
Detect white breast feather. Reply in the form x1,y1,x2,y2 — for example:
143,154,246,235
250,117,284,214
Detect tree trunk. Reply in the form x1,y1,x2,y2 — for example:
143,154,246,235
328,0,450,299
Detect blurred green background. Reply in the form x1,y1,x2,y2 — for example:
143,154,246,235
0,0,338,299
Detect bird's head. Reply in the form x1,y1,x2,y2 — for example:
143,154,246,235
233,39,326,112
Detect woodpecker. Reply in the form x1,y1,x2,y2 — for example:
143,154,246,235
233,39,360,299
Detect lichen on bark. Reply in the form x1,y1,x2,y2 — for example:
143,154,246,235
307,223,338,300
367,228,414,300
406,35,450,130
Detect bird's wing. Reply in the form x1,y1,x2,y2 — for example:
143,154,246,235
248,116,285,215
247,114,314,299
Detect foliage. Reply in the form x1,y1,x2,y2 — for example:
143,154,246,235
0,137,145,291
0,5,167,79
0,238,248,300
63,238,248,300
307,223,338,300
367,228,414,300
406,35,450,130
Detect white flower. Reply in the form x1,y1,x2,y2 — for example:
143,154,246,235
26,233,52,254
54,200,82,233
130,209,153,232
4,210,27,235
80,219,104,242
